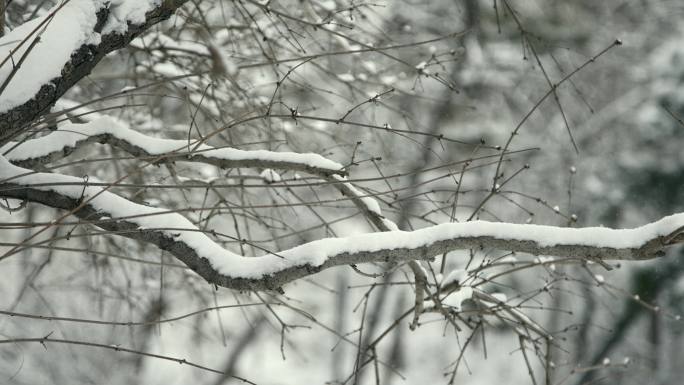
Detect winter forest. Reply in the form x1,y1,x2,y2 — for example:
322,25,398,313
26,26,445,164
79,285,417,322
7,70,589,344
0,0,683,384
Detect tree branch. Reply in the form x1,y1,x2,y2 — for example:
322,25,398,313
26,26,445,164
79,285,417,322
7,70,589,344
2,116,345,176
0,0,190,146
1,156,681,291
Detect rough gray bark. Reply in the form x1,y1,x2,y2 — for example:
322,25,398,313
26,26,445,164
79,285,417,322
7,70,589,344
0,0,189,146
1,179,681,291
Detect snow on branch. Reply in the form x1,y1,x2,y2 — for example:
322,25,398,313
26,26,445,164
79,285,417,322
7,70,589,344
1,156,682,291
2,114,396,237
0,0,190,145
2,116,345,175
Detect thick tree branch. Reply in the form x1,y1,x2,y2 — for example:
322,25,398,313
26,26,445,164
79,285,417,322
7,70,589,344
1,156,682,291
0,0,189,146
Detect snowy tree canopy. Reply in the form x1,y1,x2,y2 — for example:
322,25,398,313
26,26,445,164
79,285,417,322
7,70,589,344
1,1,683,384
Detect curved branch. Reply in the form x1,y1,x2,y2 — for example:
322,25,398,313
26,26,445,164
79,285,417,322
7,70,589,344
2,116,345,176
1,156,682,292
2,116,392,230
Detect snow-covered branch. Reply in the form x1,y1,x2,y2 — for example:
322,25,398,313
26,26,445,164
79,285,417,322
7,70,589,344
2,116,345,176
0,113,404,235
1,156,682,291
0,0,189,145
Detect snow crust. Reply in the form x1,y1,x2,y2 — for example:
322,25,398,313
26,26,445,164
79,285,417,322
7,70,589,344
260,169,282,183
103,0,160,34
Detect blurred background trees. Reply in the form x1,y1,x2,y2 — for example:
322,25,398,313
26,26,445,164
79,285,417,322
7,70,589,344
0,1,683,384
